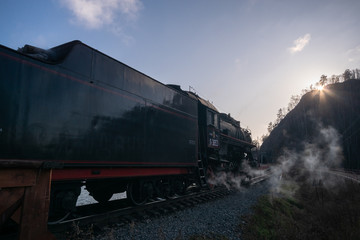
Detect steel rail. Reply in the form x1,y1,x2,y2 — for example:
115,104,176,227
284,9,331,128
325,169,360,183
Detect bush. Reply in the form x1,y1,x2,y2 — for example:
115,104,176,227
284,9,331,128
240,180,360,240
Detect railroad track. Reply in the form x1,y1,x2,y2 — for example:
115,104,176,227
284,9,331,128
50,173,271,239
326,168,360,183
50,187,231,239
250,171,273,185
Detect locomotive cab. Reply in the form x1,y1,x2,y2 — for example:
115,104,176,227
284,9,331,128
186,92,221,168
206,110,220,150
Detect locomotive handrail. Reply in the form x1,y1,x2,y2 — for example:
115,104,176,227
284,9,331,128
219,133,256,148
0,159,44,168
0,159,64,169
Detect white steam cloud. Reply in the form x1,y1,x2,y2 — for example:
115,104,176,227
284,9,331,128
207,123,344,195
288,33,311,54
207,161,269,191
61,0,143,29
270,124,344,195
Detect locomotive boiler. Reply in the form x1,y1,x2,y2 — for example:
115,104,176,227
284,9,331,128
188,92,255,173
0,41,255,217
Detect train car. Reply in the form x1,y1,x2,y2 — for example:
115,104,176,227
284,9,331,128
0,41,198,214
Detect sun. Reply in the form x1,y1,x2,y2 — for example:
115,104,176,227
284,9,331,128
317,85,324,91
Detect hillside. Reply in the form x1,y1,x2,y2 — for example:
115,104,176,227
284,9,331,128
260,79,360,169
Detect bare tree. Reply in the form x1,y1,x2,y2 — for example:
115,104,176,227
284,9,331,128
275,108,286,125
355,68,360,79
319,74,328,86
329,75,340,84
343,69,351,81
252,138,260,149
267,122,274,134
287,95,300,112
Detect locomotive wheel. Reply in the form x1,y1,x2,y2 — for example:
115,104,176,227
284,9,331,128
49,186,80,222
127,181,149,205
155,179,171,199
172,178,186,195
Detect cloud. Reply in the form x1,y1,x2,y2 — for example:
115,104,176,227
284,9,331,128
110,25,135,45
347,45,360,63
61,0,142,29
288,33,311,54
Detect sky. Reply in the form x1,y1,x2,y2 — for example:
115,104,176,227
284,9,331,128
1,0,360,141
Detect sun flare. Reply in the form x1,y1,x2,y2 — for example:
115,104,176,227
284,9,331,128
317,85,324,91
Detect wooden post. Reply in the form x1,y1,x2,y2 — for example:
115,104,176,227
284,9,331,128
0,160,56,240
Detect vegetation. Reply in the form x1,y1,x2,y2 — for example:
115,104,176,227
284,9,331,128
240,178,360,240
66,222,95,240
260,69,360,168
262,68,360,141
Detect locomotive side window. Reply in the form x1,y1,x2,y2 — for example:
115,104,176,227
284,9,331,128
207,110,218,127
214,113,218,127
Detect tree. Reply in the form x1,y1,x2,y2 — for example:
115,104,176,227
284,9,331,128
355,68,360,79
267,122,273,134
319,74,328,86
329,75,340,84
335,75,340,83
276,108,285,125
252,138,260,149
288,95,300,112
343,69,351,81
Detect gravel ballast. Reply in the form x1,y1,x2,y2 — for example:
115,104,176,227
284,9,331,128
97,181,270,240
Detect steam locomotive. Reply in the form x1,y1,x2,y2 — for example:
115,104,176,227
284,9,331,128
0,41,255,217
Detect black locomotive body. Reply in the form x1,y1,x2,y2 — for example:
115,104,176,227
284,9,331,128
0,41,255,215
187,92,255,173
